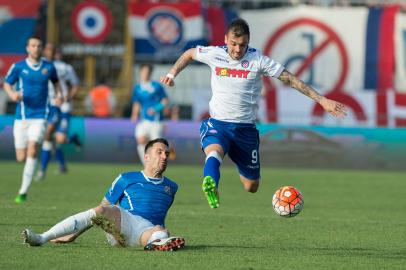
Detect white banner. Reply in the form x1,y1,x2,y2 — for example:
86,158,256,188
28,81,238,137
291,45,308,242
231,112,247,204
242,6,368,94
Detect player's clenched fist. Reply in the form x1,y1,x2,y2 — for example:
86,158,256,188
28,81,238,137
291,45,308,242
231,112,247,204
160,73,175,87
9,91,22,102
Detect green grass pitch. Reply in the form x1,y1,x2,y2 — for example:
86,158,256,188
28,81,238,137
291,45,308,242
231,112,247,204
0,161,405,269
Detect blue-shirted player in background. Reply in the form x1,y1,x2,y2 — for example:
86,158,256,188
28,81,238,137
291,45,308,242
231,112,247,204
131,64,169,164
22,138,185,251
36,43,81,180
3,37,61,203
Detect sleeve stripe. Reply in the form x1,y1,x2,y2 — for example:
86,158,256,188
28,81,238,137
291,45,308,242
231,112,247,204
123,190,134,211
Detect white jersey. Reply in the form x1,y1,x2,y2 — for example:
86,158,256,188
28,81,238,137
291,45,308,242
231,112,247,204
194,45,284,123
48,60,79,110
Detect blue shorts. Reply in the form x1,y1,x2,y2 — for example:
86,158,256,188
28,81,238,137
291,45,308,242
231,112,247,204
47,106,70,135
57,112,70,134
200,118,260,180
48,105,61,125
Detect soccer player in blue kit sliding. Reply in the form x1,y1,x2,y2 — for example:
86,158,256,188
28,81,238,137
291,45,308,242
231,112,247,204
22,138,185,251
3,36,61,203
160,18,347,209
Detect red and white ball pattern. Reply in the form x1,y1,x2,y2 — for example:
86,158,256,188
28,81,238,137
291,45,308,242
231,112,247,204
272,186,304,217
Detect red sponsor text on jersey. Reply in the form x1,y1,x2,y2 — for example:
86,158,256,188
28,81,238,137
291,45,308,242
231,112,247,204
215,67,250,78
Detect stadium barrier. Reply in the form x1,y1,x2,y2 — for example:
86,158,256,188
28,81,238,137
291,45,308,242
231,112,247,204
1,115,405,170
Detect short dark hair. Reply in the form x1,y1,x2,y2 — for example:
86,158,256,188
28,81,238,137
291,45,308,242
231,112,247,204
140,63,153,73
226,18,250,38
27,36,43,46
144,138,169,153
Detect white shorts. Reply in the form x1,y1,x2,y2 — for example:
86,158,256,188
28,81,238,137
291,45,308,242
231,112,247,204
105,207,154,247
13,119,46,149
135,121,164,140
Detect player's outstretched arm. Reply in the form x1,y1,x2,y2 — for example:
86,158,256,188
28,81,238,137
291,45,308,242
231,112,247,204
278,69,347,118
160,48,196,87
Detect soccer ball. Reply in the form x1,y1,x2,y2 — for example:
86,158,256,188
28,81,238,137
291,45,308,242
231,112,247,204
272,186,304,217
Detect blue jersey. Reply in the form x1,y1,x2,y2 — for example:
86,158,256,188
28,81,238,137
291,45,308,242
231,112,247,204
132,81,167,121
5,59,58,119
104,171,178,227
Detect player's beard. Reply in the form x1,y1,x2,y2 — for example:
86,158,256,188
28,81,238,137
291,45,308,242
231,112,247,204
158,160,167,173
231,52,242,60
152,160,167,177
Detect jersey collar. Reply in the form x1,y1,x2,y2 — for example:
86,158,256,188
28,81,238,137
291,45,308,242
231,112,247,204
141,171,164,185
25,58,43,71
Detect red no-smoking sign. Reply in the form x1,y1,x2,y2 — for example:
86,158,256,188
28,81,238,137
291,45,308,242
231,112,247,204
264,18,349,93
263,18,366,122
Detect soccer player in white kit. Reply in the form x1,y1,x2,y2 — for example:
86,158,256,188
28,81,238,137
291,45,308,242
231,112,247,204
160,18,347,209
36,43,80,180
3,37,61,203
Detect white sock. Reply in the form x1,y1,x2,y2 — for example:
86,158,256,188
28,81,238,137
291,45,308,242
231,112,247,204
137,144,145,165
147,230,169,244
18,157,37,194
40,209,96,244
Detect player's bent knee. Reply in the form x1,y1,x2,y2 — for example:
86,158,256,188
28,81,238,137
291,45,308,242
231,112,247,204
146,225,166,236
16,155,26,162
151,225,165,232
94,205,104,215
204,144,224,157
243,181,259,193
15,151,26,162
55,134,66,144
140,226,168,246
94,205,113,216
240,175,260,193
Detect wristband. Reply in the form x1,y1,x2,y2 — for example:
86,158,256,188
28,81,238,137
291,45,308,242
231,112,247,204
166,73,175,79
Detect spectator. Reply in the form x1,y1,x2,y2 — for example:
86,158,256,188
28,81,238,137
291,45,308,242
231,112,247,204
85,78,116,117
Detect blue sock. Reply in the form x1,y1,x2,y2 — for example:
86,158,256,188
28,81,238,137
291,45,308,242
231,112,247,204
40,149,52,173
55,147,66,171
204,155,221,187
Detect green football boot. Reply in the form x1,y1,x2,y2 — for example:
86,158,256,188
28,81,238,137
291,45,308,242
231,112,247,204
202,176,219,209
14,194,27,204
